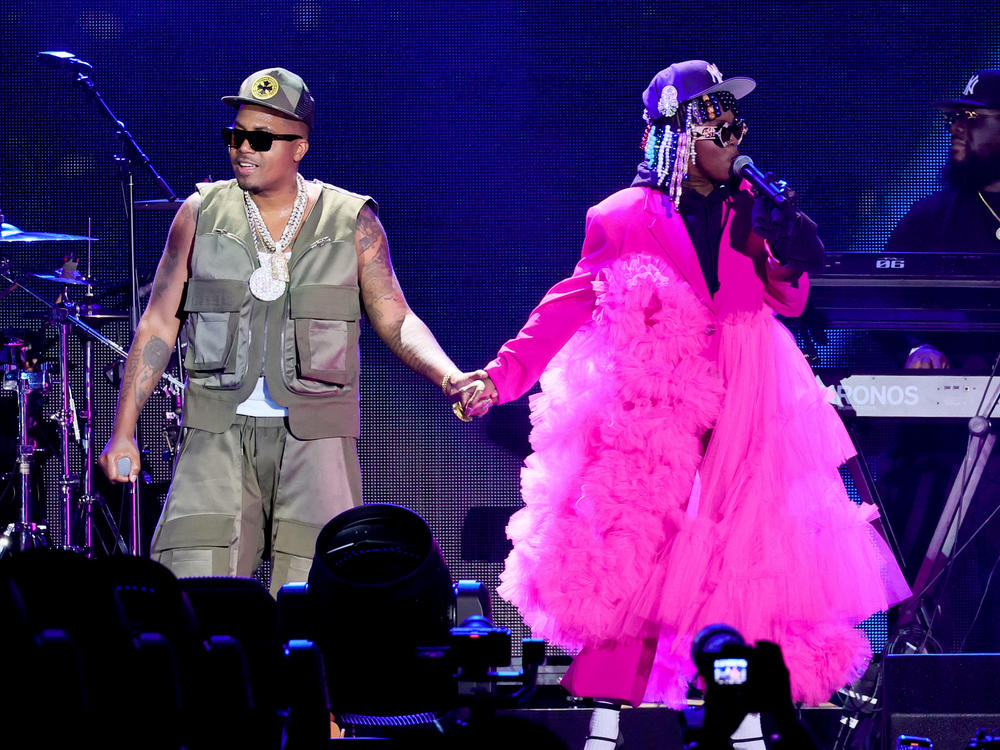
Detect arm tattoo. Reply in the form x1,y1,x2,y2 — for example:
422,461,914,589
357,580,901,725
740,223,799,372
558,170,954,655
149,244,180,305
150,200,194,308
358,209,405,325
122,335,171,411
356,209,449,378
356,207,382,254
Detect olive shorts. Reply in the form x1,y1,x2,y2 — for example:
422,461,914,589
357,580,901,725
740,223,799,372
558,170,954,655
150,415,362,596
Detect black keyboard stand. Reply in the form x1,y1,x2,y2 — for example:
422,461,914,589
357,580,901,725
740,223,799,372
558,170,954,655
842,420,907,571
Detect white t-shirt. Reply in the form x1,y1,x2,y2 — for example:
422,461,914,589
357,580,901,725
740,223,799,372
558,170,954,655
235,376,288,417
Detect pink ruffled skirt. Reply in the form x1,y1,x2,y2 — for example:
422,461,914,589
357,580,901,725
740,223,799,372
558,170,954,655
497,255,910,707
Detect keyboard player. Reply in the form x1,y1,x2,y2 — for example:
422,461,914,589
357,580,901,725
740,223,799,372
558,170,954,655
887,69,1000,369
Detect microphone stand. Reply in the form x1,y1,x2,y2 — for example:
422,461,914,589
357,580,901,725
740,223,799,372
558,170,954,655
60,61,178,556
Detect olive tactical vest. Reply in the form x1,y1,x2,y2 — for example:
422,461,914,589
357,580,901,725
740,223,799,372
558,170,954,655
181,178,375,439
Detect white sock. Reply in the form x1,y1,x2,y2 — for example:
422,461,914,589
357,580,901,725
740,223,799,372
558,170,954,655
730,712,766,750
584,702,620,750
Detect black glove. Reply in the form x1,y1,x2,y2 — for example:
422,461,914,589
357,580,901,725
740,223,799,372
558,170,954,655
751,185,799,243
751,177,825,274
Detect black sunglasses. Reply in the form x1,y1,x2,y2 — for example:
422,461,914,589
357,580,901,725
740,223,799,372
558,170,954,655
943,109,1000,128
221,126,302,152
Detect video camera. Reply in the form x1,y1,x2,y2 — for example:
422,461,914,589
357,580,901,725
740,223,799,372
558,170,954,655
682,624,817,750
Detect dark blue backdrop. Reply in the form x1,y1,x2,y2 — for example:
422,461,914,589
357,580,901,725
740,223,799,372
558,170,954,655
0,0,997,649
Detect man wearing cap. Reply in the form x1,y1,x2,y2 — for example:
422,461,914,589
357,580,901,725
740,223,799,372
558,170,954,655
881,71,1000,655
463,61,908,749
889,70,1000,255
99,68,484,594
887,70,1000,369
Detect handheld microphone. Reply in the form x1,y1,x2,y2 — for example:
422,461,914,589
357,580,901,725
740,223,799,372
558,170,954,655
37,51,94,75
117,456,132,479
731,155,789,206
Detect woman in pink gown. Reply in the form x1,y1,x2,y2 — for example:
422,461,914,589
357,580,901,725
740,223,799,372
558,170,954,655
465,60,909,747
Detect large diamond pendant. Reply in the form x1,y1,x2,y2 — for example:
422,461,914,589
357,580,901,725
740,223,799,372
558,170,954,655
249,265,285,301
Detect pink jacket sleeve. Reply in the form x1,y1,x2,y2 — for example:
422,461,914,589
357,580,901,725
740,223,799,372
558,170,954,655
485,206,620,404
762,256,810,317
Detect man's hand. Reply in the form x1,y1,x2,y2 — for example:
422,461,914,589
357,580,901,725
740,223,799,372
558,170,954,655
463,372,498,418
444,370,497,419
905,344,950,369
98,434,141,483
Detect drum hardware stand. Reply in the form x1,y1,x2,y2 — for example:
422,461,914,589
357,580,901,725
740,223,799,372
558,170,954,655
50,293,82,551
76,225,130,556
39,51,179,557
0,257,182,555
77,315,130,557
48,292,130,557
0,357,51,558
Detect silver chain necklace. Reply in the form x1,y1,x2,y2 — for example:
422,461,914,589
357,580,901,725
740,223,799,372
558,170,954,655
977,191,1000,242
244,173,308,300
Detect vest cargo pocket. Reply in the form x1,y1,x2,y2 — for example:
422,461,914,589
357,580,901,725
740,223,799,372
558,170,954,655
296,319,349,381
283,284,360,394
183,278,249,389
185,311,238,372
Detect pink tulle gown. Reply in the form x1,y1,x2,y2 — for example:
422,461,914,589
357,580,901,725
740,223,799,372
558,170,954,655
490,188,910,709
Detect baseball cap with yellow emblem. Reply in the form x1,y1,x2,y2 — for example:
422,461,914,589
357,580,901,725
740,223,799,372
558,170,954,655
222,68,315,129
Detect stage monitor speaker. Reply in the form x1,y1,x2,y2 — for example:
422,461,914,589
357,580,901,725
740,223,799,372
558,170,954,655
883,653,1000,750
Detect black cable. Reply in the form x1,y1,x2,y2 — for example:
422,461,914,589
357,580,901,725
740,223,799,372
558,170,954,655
958,545,1000,652
905,429,992,606
950,352,1000,650
835,354,1000,749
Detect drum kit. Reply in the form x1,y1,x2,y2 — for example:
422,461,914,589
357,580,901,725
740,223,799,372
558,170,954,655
0,50,186,559
0,217,182,560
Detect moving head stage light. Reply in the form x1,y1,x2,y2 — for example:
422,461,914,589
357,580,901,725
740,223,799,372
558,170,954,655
279,503,543,735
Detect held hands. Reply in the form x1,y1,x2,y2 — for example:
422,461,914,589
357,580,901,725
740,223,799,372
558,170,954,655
442,369,498,421
97,434,140,483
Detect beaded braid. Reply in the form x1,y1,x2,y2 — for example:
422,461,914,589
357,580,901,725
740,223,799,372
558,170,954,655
690,91,738,125
642,91,740,208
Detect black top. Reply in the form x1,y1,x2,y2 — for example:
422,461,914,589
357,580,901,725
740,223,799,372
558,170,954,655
637,168,821,290
887,186,1000,253
678,182,733,295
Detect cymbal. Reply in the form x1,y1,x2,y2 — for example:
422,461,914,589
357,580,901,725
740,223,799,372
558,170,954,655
2,328,46,351
134,199,185,212
1,223,98,242
31,269,91,285
24,303,127,320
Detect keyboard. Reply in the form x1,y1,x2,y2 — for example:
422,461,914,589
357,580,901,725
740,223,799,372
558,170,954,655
807,252,1000,331
816,372,1000,418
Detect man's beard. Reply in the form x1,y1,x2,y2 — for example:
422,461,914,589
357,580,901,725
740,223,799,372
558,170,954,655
944,149,1000,189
